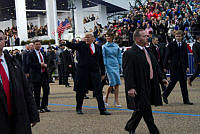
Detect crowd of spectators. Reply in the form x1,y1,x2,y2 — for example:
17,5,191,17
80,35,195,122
83,14,98,24
3,23,48,47
90,0,200,47
4,26,20,47
27,23,48,38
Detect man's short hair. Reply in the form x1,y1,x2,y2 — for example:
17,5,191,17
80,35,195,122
84,32,94,37
175,30,183,36
152,35,158,40
0,30,4,34
33,40,41,44
133,29,144,41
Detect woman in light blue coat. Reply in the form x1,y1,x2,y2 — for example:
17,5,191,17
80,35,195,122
102,32,122,107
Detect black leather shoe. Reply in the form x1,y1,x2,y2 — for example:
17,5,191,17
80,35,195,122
65,84,71,87
43,107,51,112
129,130,135,134
162,95,168,104
76,110,84,114
184,101,193,105
188,79,192,86
111,88,115,94
38,109,45,113
84,96,89,99
100,111,111,115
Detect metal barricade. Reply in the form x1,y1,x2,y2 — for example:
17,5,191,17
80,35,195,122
167,53,199,77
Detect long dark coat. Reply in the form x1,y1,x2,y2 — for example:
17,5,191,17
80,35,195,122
60,49,75,74
65,41,105,92
0,50,39,134
163,41,189,80
47,51,56,71
123,44,164,110
192,41,200,68
149,43,166,70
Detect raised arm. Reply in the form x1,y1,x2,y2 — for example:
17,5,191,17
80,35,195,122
63,40,83,52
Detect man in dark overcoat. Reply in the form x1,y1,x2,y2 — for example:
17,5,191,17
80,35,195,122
123,29,168,134
56,44,65,85
60,48,75,87
46,47,56,83
22,44,30,74
188,34,200,86
149,36,167,91
0,30,39,134
63,32,110,115
162,30,193,105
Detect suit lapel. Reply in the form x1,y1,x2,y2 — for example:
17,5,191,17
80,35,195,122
133,44,145,56
85,43,92,55
0,81,8,113
94,44,98,56
3,51,15,115
33,50,40,63
86,43,96,56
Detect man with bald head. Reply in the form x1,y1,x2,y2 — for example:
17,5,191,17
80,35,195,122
63,32,110,115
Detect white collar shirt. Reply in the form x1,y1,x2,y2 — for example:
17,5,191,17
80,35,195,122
0,53,10,80
136,44,150,56
90,43,95,54
176,41,182,47
136,44,145,50
35,50,44,63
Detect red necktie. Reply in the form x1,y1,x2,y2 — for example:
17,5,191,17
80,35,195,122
39,51,45,72
144,48,153,79
89,44,94,55
156,46,160,62
0,59,12,115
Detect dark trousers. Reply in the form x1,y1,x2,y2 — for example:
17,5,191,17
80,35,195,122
163,70,189,103
63,71,75,86
58,63,64,85
189,64,200,82
48,66,55,82
8,115,15,134
33,73,50,109
160,72,167,91
76,89,106,112
125,109,159,134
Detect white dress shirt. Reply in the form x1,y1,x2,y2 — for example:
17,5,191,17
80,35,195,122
136,44,145,50
177,41,182,47
35,50,44,63
90,43,95,54
0,53,10,80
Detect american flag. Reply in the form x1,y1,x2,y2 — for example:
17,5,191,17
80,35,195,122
57,19,71,39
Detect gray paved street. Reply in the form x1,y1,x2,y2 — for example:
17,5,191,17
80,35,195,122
32,78,200,134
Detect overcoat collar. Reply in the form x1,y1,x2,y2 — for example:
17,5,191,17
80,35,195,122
2,50,16,116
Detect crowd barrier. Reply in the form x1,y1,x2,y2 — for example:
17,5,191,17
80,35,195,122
166,53,199,77
120,47,199,77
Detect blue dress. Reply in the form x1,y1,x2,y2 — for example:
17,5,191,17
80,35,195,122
102,42,122,86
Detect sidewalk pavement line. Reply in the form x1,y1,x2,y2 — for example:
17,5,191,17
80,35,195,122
48,103,200,117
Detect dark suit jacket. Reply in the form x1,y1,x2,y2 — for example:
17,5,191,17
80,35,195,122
163,41,189,77
123,44,164,110
65,41,105,92
149,43,167,70
22,50,30,74
192,41,200,67
29,50,48,83
60,49,75,74
0,50,39,134
46,51,56,70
